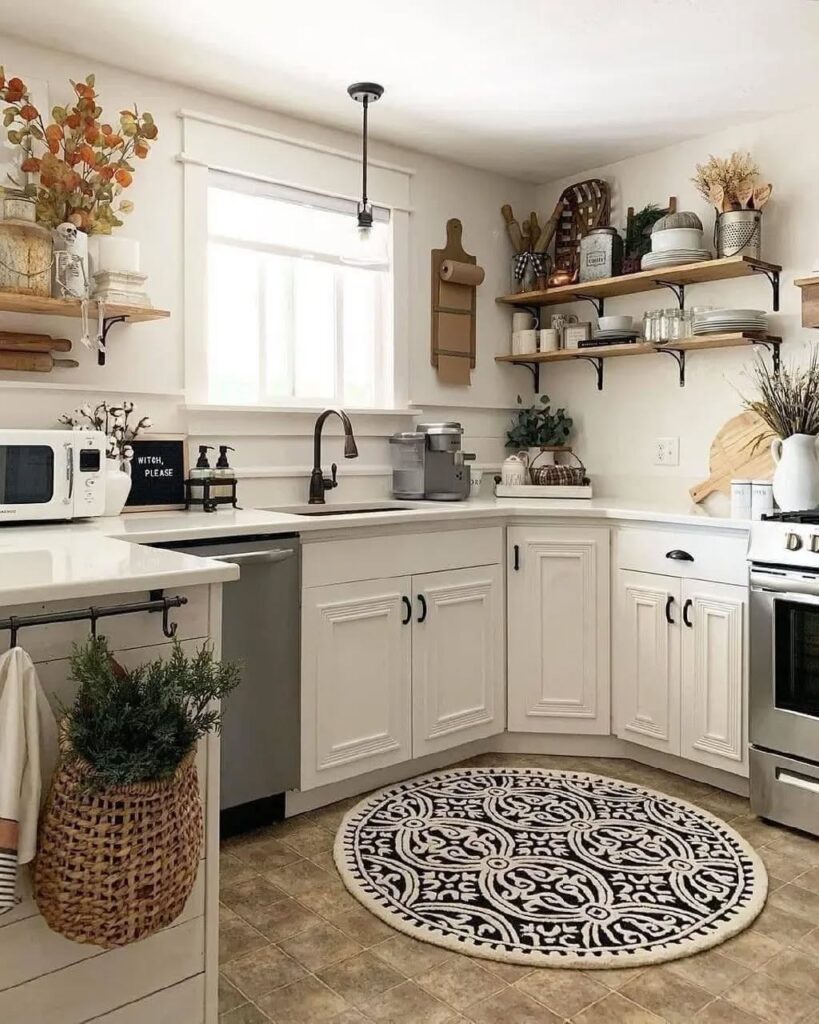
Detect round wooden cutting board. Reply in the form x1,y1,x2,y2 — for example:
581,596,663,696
690,411,775,504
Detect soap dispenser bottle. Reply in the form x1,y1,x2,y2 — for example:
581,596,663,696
213,445,235,502
189,445,214,504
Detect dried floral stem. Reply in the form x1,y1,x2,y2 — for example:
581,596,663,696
742,352,819,446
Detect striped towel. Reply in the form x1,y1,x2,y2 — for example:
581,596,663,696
0,647,58,914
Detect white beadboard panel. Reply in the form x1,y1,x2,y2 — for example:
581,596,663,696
84,975,204,1024
0,917,204,1024
0,867,204,990
0,586,209,660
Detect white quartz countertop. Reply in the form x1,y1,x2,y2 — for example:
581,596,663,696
0,496,748,609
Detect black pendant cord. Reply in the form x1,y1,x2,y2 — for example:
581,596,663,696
361,96,369,214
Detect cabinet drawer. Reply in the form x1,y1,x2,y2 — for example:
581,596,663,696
303,526,503,588
616,526,748,586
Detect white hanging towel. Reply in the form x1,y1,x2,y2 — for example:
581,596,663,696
0,647,58,914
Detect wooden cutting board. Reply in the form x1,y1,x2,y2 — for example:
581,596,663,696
690,411,774,503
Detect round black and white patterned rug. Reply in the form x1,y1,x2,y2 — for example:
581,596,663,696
334,768,767,968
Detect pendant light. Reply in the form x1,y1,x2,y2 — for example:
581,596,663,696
347,81,384,242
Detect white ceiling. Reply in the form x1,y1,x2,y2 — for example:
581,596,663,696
7,0,819,181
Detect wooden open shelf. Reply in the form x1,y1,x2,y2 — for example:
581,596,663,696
0,292,170,366
496,256,781,313
0,292,169,323
496,332,781,390
795,275,819,329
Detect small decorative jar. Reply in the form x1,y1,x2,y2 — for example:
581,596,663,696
579,227,623,282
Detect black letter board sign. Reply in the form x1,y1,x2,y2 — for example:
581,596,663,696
125,435,188,512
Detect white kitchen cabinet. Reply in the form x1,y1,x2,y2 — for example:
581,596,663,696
680,580,747,774
412,565,504,758
614,570,681,756
613,569,748,777
507,526,610,734
301,577,412,790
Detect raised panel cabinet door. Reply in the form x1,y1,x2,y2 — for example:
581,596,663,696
680,580,748,777
301,577,412,790
613,570,681,755
411,564,505,758
507,527,610,734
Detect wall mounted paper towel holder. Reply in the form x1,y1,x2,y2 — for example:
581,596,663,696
430,218,484,385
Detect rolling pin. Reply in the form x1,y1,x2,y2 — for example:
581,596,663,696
0,352,78,372
0,333,72,352
535,197,566,252
500,204,525,253
529,211,541,244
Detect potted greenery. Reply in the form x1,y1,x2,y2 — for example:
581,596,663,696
506,394,573,466
34,638,239,948
742,352,819,512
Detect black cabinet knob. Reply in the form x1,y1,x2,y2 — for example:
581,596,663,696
666,549,694,562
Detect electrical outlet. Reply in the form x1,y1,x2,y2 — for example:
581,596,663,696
655,437,679,466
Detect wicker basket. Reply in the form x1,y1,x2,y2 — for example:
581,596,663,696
529,449,589,486
33,742,203,948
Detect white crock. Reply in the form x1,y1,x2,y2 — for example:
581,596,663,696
771,433,819,512
501,454,528,486
103,461,132,516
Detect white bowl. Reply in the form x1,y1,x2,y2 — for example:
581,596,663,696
598,315,633,332
652,227,705,252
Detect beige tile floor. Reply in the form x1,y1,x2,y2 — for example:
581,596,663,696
218,754,819,1024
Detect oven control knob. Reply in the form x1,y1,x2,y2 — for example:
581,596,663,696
786,531,803,551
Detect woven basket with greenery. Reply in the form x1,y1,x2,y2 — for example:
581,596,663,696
32,637,238,948
33,741,202,947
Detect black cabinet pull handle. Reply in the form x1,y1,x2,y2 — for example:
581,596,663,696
401,596,412,625
666,549,694,562
665,595,675,625
513,544,520,571
683,598,693,628
417,594,428,623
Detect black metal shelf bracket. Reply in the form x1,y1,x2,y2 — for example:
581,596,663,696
752,338,782,375
512,360,540,392
571,293,606,318
579,356,605,391
657,347,686,387
97,315,128,366
750,265,780,311
653,280,686,309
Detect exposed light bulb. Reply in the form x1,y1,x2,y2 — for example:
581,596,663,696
357,222,372,242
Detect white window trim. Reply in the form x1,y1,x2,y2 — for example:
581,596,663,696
180,112,412,412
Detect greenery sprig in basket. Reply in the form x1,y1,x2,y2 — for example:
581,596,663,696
34,638,239,948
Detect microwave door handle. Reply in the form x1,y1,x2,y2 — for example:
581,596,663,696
64,442,74,504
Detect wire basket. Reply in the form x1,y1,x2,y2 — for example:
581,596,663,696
716,210,762,259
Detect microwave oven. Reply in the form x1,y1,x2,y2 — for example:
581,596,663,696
0,429,107,522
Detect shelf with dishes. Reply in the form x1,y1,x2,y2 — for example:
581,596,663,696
495,255,782,316
0,293,170,366
495,332,782,391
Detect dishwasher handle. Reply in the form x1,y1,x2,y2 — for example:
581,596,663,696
210,549,296,567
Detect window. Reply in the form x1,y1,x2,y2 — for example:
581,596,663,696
206,174,393,408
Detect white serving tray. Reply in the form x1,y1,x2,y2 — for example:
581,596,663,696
495,484,593,499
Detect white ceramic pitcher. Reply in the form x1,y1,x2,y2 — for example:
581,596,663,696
771,433,819,512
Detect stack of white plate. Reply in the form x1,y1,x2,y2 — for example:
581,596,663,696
692,309,768,335
641,249,712,270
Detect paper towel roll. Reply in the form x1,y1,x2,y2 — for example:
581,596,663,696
440,260,485,286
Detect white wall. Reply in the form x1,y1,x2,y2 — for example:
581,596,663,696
534,105,818,509
0,39,536,504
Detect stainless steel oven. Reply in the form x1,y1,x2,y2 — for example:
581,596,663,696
750,563,819,833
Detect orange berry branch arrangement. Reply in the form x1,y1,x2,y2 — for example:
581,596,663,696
1,69,158,234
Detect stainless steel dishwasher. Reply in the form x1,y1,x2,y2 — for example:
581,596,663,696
155,534,300,832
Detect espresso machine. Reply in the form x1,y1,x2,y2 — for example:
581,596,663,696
389,422,474,501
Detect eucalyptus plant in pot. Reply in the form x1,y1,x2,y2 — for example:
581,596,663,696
742,352,819,511
506,394,573,466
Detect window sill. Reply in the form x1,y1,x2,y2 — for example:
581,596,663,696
184,403,420,417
